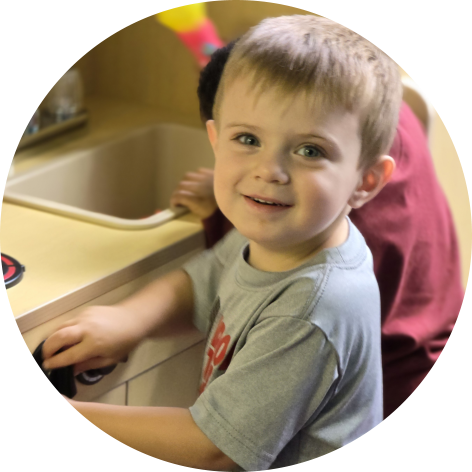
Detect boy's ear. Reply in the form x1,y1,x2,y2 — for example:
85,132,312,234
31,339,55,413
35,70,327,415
206,120,218,150
348,155,395,209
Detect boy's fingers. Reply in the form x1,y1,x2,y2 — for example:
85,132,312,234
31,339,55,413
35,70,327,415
170,192,216,218
178,181,200,190
194,168,213,176
42,334,80,359
178,181,212,196
42,343,90,370
172,190,198,203
183,172,204,181
170,191,196,208
54,318,77,331
197,168,214,175
174,180,200,194
73,357,117,375
183,171,213,182
42,326,83,360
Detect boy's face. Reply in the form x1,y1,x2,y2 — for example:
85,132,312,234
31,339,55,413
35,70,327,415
208,75,366,264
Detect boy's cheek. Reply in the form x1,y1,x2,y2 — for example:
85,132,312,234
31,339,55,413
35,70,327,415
213,181,227,210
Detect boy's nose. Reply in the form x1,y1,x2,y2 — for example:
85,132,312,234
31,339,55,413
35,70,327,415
253,151,290,184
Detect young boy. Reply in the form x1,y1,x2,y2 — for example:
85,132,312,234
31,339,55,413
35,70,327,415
172,38,464,418
42,15,402,470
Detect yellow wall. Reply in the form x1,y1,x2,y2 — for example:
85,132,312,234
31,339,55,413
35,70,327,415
74,1,312,126
74,1,470,287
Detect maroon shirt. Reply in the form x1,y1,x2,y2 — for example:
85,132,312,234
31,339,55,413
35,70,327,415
202,102,464,417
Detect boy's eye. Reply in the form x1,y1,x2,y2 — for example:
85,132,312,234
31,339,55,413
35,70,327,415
236,134,260,146
296,145,323,158
234,134,324,158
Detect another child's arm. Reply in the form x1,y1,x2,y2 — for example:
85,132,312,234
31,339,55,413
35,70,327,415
170,167,234,248
170,167,217,219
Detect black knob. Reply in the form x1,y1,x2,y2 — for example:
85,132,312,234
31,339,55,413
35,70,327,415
32,340,77,398
76,364,117,385
33,339,119,390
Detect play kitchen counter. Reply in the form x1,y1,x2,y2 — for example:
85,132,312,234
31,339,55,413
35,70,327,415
2,97,209,406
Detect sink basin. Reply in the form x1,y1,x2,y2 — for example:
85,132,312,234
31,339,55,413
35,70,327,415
4,123,215,229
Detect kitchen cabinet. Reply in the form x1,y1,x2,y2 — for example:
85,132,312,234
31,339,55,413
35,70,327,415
128,341,205,408
92,384,127,406
20,241,206,405
89,341,206,407
5,98,212,410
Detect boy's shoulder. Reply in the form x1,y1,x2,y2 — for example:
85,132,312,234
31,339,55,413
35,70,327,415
260,248,379,325
255,231,380,378
258,220,380,338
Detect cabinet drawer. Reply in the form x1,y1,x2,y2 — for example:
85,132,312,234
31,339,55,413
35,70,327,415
127,341,205,408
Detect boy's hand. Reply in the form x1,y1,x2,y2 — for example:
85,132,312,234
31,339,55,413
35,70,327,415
42,306,142,374
170,168,217,220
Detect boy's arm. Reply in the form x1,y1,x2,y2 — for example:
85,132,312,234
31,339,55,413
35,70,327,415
68,400,238,471
116,268,197,338
45,261,237,469
42,269,198,372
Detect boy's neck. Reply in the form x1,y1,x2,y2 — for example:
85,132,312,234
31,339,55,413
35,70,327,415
247,217,350,272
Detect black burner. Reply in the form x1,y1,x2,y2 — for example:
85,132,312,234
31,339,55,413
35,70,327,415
2,253,25,289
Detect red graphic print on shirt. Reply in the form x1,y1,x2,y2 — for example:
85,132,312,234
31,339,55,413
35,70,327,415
199,316,232,394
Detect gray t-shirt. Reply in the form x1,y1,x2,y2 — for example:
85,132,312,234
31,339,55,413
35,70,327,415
183,217,382,471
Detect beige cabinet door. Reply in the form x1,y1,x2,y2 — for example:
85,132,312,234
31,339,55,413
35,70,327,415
127,341,205,408
92,383,127,406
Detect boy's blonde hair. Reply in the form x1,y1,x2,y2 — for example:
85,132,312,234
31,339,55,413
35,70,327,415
213,15,403,167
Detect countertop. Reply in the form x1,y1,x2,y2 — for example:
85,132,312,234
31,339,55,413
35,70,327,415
2,96,206,333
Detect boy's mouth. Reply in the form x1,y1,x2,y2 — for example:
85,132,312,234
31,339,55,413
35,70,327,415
244,195,292,207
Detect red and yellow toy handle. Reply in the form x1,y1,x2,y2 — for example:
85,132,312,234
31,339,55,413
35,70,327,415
156,3,224,67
